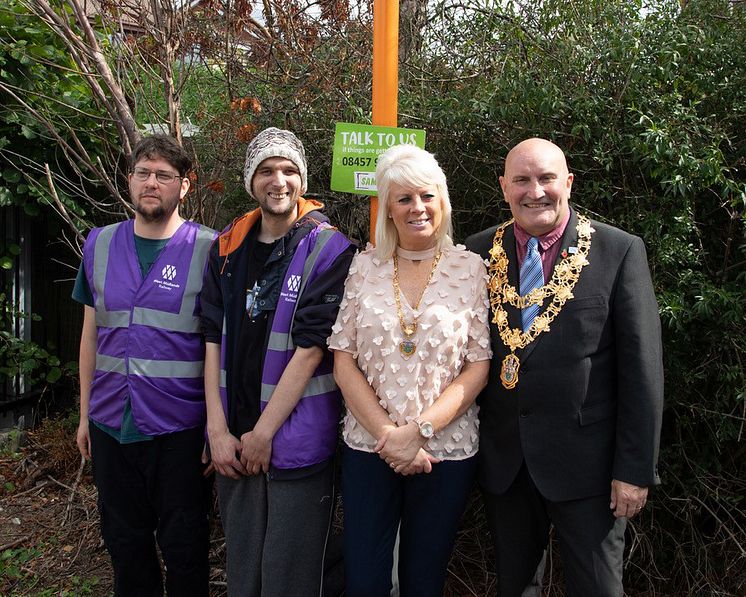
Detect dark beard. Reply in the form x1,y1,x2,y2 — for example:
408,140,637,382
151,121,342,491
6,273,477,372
134,197,179,223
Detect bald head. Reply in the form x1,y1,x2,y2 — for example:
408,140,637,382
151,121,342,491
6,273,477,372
504,138,569,177
500,138,574,237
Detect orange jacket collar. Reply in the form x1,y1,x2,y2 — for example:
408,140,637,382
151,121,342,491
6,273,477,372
218,197,324,258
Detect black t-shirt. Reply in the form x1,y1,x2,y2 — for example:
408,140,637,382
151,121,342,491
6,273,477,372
230,227,278,437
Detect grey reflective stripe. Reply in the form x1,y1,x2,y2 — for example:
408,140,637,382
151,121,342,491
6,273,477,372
93,224,130,329
261,373,338,402
267,332,291,351
132,307,201,333
297,228,337,299
95,354,203,377
219,317,227,388
95,353,126,374
96,310,131,328
129,357,204,378
176,225,214,320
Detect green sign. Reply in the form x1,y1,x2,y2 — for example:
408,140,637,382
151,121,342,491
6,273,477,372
330,123,426,196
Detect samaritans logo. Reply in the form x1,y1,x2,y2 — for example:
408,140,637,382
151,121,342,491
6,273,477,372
162,264,177,281
287,275,301,292
154,264,181,291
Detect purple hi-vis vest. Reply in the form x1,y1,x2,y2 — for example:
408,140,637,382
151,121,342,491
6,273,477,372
219,224,353,468
83,219,217,435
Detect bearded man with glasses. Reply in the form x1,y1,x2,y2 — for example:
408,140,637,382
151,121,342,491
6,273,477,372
72,134,217,596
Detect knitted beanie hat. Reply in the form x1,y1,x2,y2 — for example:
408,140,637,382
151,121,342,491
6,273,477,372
243,127,308,198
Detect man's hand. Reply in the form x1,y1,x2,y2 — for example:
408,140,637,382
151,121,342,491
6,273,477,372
208,429,247,479
201,445,215,477
610,479,648,518
240,430,272,476
76,418,91,459
375,423,424,470
398,449,440,476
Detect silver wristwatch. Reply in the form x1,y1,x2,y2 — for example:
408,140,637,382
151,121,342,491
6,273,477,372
414,417,434,439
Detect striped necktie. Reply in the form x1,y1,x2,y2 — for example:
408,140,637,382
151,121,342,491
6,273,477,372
520,237,543,331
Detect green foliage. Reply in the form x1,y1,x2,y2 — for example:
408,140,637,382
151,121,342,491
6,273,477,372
0,243,77,390
0,544,100,595
0,0,112,230
0,546,42,584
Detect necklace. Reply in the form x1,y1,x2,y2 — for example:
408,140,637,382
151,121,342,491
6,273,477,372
393,250,442,359
488,215,594,389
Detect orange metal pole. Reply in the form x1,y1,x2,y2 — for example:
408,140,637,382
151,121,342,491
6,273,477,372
370,0,399,243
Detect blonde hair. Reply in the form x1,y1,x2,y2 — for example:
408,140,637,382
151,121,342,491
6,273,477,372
374,145,454,260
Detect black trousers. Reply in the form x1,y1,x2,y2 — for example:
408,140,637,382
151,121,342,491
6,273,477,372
90,424,211,597
342,447,477,597
482,463,626,597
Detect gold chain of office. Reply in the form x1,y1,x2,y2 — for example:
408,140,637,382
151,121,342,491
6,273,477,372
487,215,594,388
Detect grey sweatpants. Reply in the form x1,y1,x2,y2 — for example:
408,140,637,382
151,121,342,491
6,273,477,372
216,463,334,597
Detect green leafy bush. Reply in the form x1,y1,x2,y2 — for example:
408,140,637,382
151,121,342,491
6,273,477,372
0,243,77,391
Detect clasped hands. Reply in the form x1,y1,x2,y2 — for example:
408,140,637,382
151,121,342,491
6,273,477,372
207,428,273,479
374,423,440,475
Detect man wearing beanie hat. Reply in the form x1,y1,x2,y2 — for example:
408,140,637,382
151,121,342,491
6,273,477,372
201,127,355,596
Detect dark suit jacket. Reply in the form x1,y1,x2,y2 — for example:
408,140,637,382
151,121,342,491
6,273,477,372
466,209,663,502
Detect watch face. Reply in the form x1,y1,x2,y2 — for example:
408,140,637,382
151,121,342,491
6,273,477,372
419,421,434,438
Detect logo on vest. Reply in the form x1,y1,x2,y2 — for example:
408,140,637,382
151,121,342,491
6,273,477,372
280,274,301,304
153,264,181,291
287,275,301,292
162,265,177,280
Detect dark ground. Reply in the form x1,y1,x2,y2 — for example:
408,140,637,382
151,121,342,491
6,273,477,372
0,416,499,596
3,416,709,597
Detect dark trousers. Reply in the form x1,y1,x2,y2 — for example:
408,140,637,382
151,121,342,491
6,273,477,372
216,462,335,597
342,446,477,597
90,424,211,597
482,463,626,597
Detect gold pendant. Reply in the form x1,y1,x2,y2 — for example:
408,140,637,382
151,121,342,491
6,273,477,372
399,340,416,359
500,353,520,389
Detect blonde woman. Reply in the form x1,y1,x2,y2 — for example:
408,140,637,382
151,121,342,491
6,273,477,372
329,144,491,596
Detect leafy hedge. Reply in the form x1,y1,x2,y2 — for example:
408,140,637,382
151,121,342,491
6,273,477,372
417,2,745,592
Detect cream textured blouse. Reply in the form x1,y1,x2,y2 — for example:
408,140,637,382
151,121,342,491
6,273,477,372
328,244,492,461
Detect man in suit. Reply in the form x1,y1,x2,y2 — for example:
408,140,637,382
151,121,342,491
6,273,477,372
465,138,664,597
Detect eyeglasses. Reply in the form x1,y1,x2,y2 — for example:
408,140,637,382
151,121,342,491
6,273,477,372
131,167,183,184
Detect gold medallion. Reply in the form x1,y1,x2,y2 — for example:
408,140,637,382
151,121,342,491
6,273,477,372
500,353,520,389
399,340,416,359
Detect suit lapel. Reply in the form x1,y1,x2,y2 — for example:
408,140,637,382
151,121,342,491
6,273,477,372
519,209,579,363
